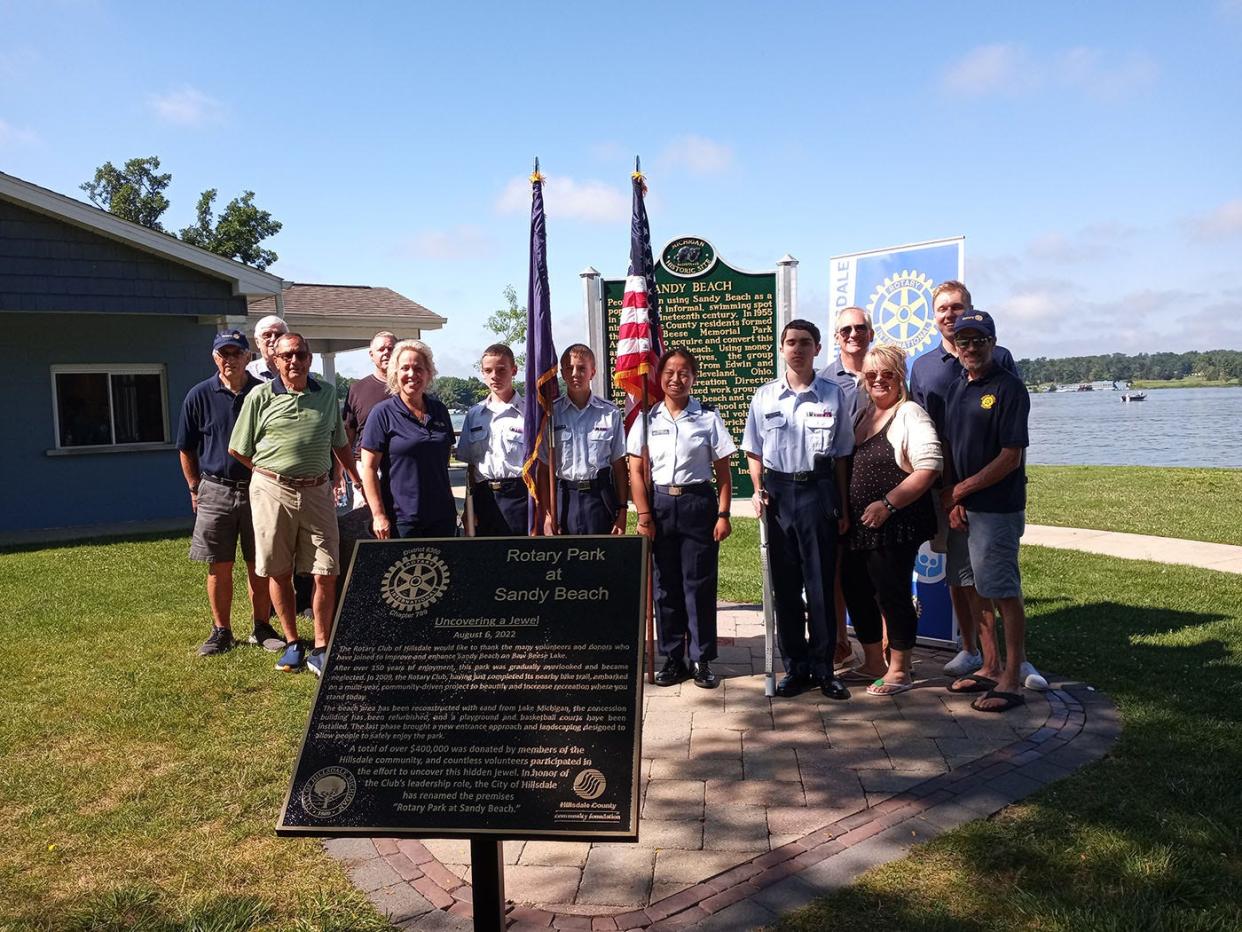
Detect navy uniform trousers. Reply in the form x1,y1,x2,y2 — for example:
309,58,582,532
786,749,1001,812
558,469,618,535
472,478,529,536
763,470,840,679
651,484,719,663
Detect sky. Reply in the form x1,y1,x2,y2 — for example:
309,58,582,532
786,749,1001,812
2,0,1240,378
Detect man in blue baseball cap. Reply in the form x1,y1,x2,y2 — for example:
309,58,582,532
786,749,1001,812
941,310,1035,712
176,329,283,656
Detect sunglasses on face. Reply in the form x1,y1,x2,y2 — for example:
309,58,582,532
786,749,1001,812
838,324,870,336
217,348,246,359
863,369,900,383
953,336,992,349
276,350,310,362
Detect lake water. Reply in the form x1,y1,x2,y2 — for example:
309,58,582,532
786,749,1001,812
1029,387,1242,468
450,388,1242,469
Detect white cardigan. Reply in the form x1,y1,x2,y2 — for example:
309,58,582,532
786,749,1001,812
861,400,943,475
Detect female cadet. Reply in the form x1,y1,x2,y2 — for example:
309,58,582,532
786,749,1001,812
628,348,736,689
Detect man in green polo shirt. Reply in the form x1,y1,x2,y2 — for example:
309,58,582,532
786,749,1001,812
229,332,365,676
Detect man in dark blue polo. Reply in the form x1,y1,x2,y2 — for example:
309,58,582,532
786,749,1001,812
910,280,1020,679
942,310,1031,713
176,330,281,656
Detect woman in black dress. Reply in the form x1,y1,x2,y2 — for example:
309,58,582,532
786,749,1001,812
843,344,942,695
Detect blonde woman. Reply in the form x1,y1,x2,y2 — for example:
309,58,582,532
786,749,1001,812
360,340,457,539
844,344,941,695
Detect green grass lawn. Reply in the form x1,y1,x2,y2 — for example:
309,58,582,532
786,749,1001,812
777,545,1242,932
1026,465,1242,546
3,529,1241,930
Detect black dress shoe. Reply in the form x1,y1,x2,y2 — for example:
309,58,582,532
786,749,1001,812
693,661,719,689
655,656,689,687
775,670,809,698
818,675,851,701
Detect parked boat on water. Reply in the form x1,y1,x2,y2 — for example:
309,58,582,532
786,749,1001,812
1121,392,1147,402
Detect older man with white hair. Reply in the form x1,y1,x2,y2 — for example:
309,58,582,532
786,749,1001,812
246,314,288,381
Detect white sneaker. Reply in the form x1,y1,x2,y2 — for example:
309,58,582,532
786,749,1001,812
943,649,983,677
1020,661,1048,691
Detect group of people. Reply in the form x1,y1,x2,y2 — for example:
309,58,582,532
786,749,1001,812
176,278,1038,712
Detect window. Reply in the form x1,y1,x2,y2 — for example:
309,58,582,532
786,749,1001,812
51,365,169,449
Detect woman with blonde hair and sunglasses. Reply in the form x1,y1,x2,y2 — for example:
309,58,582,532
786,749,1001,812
843,343,942,695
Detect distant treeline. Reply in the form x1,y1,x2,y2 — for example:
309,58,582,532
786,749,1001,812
1016,350,1242,384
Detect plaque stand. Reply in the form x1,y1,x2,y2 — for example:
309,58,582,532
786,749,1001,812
470,838,505,932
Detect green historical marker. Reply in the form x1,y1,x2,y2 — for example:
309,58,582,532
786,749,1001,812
600,237,779,496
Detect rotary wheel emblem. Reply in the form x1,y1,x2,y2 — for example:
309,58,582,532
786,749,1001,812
382,549,450,614
868,270,937,354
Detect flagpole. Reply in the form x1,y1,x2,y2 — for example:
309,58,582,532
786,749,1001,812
537,157,559,536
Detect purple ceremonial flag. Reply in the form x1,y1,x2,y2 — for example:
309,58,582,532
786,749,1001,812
521,167,559,534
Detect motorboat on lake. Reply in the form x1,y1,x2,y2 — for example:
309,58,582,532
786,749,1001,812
1120,392,1147,402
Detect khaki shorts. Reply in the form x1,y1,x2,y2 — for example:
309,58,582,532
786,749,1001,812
249,470,340,577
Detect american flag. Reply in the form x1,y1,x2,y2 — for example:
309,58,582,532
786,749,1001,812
612,168,664,430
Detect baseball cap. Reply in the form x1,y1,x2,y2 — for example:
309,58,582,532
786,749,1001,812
213,330,250,353
952,310,996,338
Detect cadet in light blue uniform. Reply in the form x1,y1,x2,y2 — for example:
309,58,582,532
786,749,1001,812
743,319,854,700
629,348,736,690
456,343,529,536
551,344,627,535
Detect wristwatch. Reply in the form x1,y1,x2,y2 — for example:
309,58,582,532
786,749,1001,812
717,511,731,518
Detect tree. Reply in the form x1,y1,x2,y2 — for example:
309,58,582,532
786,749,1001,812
432,376,487,410
82,155,281,269
80,156,171,230
484,285,527,368
180,189,282,270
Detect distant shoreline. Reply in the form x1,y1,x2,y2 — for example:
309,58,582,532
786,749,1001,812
1030,379,1240,392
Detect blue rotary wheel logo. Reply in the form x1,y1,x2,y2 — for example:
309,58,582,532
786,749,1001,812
868,270,937,354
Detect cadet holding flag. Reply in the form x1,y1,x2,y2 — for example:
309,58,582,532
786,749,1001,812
743,319,853,700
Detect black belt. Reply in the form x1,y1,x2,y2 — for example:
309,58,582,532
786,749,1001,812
764,463,834,483
201,473,250,489
654,482,711,497
474,477,524,493
562,472,610,493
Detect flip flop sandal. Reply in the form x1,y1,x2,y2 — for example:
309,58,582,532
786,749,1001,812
866,679,913,697
971,689,1025,713
947,674,998,694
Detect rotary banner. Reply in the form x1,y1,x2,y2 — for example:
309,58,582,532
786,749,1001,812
829,236,964,371
829,236,964,648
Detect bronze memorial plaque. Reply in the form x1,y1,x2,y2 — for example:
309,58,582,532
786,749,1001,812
276,536,648,841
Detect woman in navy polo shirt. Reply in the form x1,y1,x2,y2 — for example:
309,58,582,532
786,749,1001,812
360,340,458,538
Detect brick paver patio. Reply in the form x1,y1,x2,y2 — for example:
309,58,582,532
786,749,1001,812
324,604,1120,930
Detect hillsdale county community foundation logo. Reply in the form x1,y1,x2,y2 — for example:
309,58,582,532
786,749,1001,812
301,766,357,819
661,236,716,277
868,270,937,354
572,768,607,800
381,548,451,615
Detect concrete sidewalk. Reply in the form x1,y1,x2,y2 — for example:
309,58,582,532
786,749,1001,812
450,470,1242,576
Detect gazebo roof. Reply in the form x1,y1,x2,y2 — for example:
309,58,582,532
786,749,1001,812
248,283,446,354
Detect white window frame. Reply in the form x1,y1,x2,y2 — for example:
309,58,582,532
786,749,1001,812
48,363,172,454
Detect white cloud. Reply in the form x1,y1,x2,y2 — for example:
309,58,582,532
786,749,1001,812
659,135,735,175
148,86,225,127
942,43,1157,100
398,225,496,261
0,117,39,147
1183,199,1242,240
942,43,1035,96
1026,222,1136,263
495,175,629,223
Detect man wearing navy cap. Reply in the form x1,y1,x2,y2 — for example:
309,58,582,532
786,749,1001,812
910,281,1021,680
942,310,1032,713
176,330,282,656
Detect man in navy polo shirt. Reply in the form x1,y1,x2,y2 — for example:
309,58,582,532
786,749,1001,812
942,310,1031,713
910,280,1020,680
176,330,281,656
